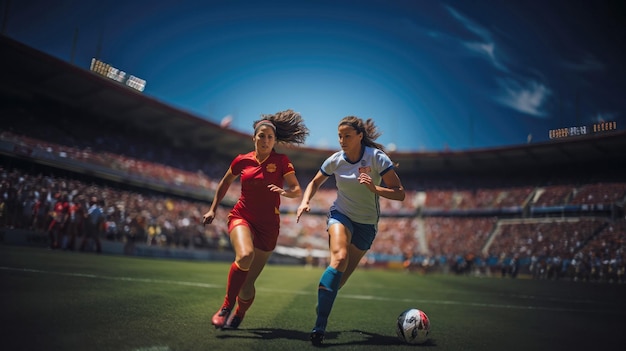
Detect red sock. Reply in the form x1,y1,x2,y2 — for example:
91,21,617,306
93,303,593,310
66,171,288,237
236,295,255,317
223,262,248,309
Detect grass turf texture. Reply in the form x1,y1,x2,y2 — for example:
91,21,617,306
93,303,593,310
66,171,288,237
1,245,625,351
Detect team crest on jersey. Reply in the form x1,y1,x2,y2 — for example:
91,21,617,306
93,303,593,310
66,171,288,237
358,160,371,174
266,163,277,172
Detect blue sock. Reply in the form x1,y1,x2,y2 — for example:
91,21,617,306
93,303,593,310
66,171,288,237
314,266,343,332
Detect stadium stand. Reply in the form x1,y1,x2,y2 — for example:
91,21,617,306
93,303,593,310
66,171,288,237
1,34,625,282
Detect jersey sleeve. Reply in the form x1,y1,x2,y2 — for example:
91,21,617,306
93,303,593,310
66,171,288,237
229,154,245,176
320,151,340,176
281,154,296,176
374,148,394,176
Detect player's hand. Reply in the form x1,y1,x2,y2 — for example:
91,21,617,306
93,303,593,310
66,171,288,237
268,184,287,196
358,173,376,192
202,210,215,225
296,204,310,223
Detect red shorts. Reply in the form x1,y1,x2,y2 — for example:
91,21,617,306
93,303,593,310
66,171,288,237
227,214,280,252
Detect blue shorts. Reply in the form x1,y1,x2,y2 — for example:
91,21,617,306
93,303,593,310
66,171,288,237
327,210,377,250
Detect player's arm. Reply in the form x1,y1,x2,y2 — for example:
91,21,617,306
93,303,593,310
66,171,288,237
277,172,302,199
296,171,328,222
369,168,405,201
203,168,238,225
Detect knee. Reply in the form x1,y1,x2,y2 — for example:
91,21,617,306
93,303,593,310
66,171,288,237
330,248,348,268
236,248,255,268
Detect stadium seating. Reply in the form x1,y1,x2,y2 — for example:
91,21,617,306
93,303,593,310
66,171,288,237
1,89,625,283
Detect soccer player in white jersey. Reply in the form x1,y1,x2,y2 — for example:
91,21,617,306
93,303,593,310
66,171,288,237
296,116,406,346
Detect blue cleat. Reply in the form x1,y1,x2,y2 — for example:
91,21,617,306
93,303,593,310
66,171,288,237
310,329,325,346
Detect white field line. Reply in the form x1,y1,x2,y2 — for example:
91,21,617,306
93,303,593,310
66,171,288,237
1,266,622,315
131,347,172,351
0,266,221,289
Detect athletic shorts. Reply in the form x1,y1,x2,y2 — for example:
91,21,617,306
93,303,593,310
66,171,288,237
327,210,377,250
228,213,280,252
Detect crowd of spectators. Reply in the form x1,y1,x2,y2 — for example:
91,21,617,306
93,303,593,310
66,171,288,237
1,105,625,282
0,166,231,253
3,161,624,282
569,183,626,205
532,185,574,207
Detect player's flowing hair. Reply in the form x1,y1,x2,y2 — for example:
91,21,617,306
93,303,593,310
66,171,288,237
253,109,309,145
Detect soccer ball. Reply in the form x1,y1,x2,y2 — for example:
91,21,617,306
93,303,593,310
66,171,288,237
396,308,430,344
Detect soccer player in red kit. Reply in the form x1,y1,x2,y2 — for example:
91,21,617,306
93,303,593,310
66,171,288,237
64,195,86,250
202,110,309,330
47,192,70,249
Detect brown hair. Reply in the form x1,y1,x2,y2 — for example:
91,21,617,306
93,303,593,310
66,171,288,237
339,116,385,151
253,109,309,145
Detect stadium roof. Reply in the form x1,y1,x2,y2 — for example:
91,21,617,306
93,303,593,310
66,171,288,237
2,34,626,177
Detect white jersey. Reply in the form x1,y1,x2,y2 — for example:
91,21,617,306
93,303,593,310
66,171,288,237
320,146,394,224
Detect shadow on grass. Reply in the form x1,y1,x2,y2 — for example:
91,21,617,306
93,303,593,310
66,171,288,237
216,328,436,347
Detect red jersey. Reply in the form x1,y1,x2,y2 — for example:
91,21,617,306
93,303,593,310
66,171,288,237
69,202,86,224
51,201,70,223
229,150,295,224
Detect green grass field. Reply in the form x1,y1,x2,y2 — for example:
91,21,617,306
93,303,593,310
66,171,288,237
1,245,625,351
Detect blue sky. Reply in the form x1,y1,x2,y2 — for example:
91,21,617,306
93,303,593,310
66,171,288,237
2,0,624,151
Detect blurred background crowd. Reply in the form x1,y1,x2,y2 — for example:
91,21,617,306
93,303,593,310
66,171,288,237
2,114,625,283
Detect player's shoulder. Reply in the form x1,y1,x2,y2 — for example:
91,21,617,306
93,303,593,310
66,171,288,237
365,145,384,155
321,151,345,173
233,151,255,161
327,150,344,161
366,146,391,160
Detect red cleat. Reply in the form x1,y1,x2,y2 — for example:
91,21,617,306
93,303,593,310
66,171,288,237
211,307,231,329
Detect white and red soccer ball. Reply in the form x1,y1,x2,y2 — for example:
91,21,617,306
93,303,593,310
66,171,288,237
396,308,431,344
